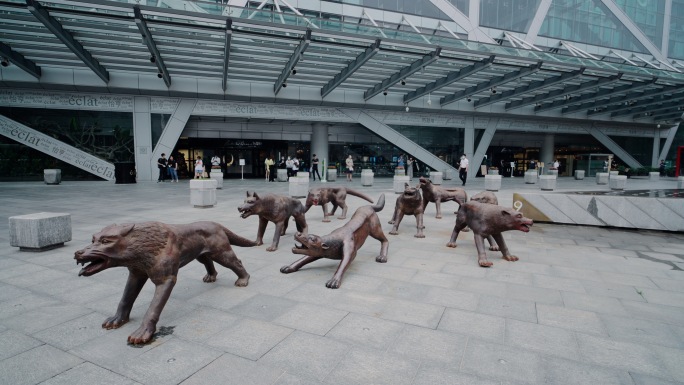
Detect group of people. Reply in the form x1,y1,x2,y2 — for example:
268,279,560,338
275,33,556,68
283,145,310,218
156,153,179,183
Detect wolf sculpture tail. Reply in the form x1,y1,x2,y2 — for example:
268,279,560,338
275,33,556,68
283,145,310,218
346,188,374,204
372,194,385,212
224,228,258,247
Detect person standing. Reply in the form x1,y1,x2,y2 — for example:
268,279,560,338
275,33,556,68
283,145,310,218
459,154,468,186
264,156,274,181
285,156,294,179
167,155,179,182
292,156,300,176
194,156,204,179
311,154,321,181
407,157,414,179
345,155,354,182
659,159,666,176
157,153,168,183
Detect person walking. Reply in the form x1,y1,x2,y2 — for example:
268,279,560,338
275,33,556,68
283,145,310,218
407,157,414,179
157,153,168,183
194,156,204,179
285,156,294,180
167,155,179,182
292,156,300,176
345,155,354,182
459,154,468,186
311,154,321,181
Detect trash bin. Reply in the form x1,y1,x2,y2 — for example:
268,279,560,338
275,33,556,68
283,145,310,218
114,162,136,184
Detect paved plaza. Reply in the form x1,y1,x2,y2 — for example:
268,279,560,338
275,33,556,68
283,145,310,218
1,174,683,385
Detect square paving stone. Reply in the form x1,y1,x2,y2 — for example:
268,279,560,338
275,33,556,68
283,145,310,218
437,308,505,343
532,274,586,293
0,282,31,302
272,372,328,385
640,288,684,309
0,292,63,320
3,304,92,334
259,330,350,381
456,277,507,298
378,298,445,328
326,313,404,350
169,307,240,343
375,279,432,301
581,280,647,302
651,344,684,382
177,353,284,385
0,329,43,361
272,302,348,336
40,362,140,385
560,291,629,316
187,285,258,311
536,304,607,335
423,287,479,312
32,312,110,351
206,318,293,360
539,354,633,385
409,270,460,289
228,293,299,321
460,338,543,384
476,295,538,323
388,325,468,364
600,314,683,349
504,319,579,360
621,300,684,327
411,363,500,385
324,347,420,385
485,269,533,286
505,283,563,305
112,338,222,385
0,345,83,385
629,372,684,385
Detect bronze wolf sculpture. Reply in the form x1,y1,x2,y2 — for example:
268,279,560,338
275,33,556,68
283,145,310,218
238,191,308,252
418,176,467,219
447,201,532,267
388,183,425,238
469,191,500,251
281,194,389,289
304,186,374,222
74,221,255,344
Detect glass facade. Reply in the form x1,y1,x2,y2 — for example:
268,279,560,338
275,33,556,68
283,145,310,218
479,0,541,33
539,0,648,53
614,0,665,49
670,0,684,59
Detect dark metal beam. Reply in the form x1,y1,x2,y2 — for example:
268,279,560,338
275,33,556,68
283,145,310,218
502,68,586,110
364,47,441,101
533,73,624,112
0,42,41,79
635,108,684,120
25,0,108,83
321,38,380,98
612,100,684,118
648,111,684,121
560,78,657,115
403,55,494,104
222,18,232,92
274,29,311,95
134,6,170,87
442,62,542,107
589,86,681,116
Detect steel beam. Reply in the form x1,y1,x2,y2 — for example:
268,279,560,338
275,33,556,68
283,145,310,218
586,127,642,169
479,67,584,108
403,55,494,104
648,111,684,121
560,78,657,115
589,86,682,116
533,73,624,112
26,0,108,83
613,100,684,118
442,62,542,107
0,42,41,79
364,47,441,101
321,38,380,98
274,29,311,95
135,6,171,87
222,19,232,92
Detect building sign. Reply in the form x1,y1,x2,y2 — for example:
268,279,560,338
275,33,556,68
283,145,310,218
194,100,353,122
0,115,115,181
0,90,133,111
151,97,180,113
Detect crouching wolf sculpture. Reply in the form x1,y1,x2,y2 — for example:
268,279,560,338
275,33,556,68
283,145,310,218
238,191,308,251
388,183,425,238
304,186,374,222
447,201,532,267
281,194,389,289
74,221,255,344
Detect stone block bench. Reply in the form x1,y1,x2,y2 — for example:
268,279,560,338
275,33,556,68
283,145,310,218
9,212,72,251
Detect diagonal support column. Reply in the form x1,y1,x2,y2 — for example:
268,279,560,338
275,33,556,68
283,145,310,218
586,127,642,169
148,99,196,180
471,120,497,177
659,125,679,163
0,42,41,79
135,6,171,87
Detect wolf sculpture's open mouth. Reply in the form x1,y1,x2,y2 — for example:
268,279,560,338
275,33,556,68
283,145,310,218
76,255,108,276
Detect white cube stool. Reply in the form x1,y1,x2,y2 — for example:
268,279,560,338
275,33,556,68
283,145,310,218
9,212,71,251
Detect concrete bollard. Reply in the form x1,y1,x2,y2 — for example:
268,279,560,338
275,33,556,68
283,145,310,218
430,171,443,185
190,179,217,208
547,169,558,176
327,168,337,182
9,212,72,251
677,176,683,189
289,175,309,198
44,169,61,185
574,170,585,180
539,175,557,191
524,171,537,184
361,169,374,186
277,169,288,182
609,171,619,178
649,172,660,181
209,171,223,189
609,175,627,190
393,175,410,193
596,172,609,185
485,174,502,191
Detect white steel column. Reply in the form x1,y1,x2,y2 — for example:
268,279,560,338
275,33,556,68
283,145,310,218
600,0,666,62
133,96,153,182
663,0,672,57
149,99,197,181
464,116,475,160
311,122,329,181
652,129,662,167
659,124,679,162
586,127,643,169
541,133,555,167
471,120,498,177
525,0,552,43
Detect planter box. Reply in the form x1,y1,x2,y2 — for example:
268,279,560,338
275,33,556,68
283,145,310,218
539,175,557,191
430,171,443,185
327,168,337,182
485,174,502,191
443,169,454,180
361,169,374,186
596,172,609,185
487,170,499,175
649,172,660,181
395,167,405,176
190,179,217,208
574,170,585,180
609,171,619,177
289,176,309,198
609,175,627,190
44,169,61,185
297,171,309,179
524,171,537,184
277,168,288,182
547,169,558,176
9,212,71,251
393,175,410,193
209,171,223,189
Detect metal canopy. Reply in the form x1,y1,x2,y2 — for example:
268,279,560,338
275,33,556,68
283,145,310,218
0,0,681,124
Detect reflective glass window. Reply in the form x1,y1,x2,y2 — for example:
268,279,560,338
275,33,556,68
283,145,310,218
480,0,541,33
539,0,648,53
320,0,452,20
670,0,684,59
613,0,665,49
